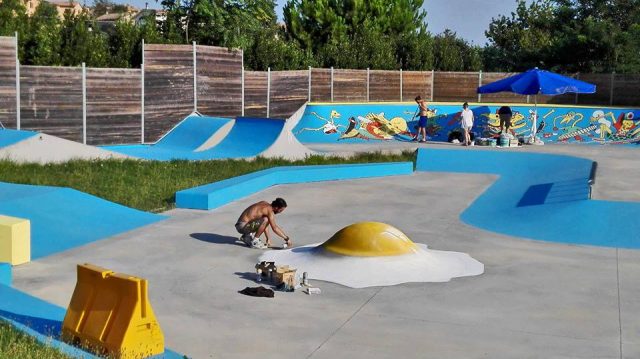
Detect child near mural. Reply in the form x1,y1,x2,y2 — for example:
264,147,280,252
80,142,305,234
460,102,475,146
414,95,429,143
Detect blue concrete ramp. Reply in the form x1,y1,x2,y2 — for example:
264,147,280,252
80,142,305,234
104,117,286,161
416,148,640,248
102,115,232,160
0,129,37,149
0,182,165,259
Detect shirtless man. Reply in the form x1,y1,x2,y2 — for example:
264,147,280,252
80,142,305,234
414,96,429,143
235,198,291,249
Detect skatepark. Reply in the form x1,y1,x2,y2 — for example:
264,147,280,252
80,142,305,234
1,99,640,357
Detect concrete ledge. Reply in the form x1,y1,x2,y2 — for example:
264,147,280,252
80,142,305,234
176,162,414,210
0,262,10,285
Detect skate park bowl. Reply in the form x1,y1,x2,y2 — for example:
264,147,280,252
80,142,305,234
292,102,640,145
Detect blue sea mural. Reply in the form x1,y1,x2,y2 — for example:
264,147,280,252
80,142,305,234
293,103,640,145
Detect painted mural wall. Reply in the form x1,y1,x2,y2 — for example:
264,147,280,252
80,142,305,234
293,103,640,145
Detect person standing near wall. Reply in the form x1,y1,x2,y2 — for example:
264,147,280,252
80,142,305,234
497,105,513,134
460,102,474,146
414,96,429,143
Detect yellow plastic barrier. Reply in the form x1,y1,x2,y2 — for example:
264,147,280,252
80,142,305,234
62,263,164,358
0,215,30,265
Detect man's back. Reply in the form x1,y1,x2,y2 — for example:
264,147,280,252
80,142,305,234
238,201,270,223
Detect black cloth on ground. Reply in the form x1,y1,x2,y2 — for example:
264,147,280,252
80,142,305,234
239,286,275,298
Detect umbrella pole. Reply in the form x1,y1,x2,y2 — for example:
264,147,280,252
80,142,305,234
532,94,538,138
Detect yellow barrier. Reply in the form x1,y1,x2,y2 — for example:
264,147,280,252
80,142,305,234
0,215,30,265
62,263,164,358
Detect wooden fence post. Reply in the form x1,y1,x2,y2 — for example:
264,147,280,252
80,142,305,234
82,62,86,145
610,72,615,106
267,67,271,117
141,39,145,143
400,69,403,101
477,71,482,103
15,32,20,130
430,70,434,101
308,66,311,102
366,68,370,102
575,73,579,105
330,66,334,102
192,41,197,112
241,49,244,117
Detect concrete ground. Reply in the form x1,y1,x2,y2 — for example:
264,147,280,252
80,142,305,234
12,143,640,359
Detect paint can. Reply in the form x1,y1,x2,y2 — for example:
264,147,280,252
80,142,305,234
499,133,509,147
256,269,262,282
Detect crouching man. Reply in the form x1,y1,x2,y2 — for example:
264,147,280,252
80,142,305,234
235,198,291,249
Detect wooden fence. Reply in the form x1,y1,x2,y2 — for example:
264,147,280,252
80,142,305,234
1,35,639,145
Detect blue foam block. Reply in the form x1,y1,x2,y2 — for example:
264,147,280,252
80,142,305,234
176,162,414,210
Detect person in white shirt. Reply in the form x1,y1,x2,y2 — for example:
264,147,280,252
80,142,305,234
460,102,474,146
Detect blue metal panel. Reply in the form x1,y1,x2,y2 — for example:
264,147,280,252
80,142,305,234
176,162,414,210
416,148,640,248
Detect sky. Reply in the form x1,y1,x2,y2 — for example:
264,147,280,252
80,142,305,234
123,0,525,46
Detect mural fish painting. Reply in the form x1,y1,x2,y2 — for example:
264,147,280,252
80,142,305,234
292,104,640,145
340,113,412,140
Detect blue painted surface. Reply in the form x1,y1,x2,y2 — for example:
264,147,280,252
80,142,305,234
0,129,37,148
0,284,183,358
177,162,414,210
0,263,10,286
416,148,640,248
0,182,165,259
103,116,285,160
102,115,232,160
294,103,640,145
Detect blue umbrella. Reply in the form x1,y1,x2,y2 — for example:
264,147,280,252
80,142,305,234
477,68,596,140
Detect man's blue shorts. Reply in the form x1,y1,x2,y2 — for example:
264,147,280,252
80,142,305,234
418,116,428,128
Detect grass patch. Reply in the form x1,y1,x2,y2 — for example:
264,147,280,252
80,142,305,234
0,151,415,212
0,320,70,359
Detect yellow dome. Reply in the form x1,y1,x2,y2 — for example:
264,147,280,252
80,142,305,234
320,222,417,257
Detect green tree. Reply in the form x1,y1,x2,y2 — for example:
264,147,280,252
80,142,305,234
244,25,313,70
24,2,62,65
432,29,482,71
485,0,640,73
59,10,110,67
109,19,138,67
0,0,29,60
283,0,431,69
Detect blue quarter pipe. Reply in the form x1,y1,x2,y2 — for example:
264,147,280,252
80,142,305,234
103,116,286,160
